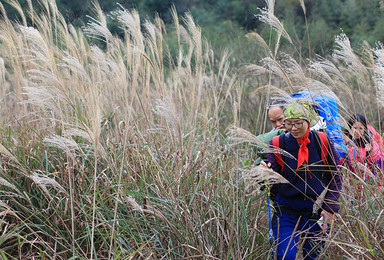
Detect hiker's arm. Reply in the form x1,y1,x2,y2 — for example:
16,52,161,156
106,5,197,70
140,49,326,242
254,129,285,155
323,138,342,213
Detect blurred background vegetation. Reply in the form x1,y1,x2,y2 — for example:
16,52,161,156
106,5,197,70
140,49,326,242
4,0,384,59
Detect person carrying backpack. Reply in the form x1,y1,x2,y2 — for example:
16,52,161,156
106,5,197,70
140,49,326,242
343,114,384,188
264,102,342,260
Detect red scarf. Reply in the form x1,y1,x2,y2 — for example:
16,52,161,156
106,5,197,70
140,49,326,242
296,124,311,172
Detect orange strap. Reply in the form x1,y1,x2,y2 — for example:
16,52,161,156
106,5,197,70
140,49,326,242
272,135,284,172
272,131,329,173
318,131,329,165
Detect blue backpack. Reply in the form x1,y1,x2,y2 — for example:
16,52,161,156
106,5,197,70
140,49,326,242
291,91,347,158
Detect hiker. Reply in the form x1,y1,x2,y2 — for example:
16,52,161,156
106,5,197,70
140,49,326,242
265,102,342,260
268,100,286,131
254,100,286,166
343,114,384,179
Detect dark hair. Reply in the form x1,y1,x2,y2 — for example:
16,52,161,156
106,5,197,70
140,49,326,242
347,114,371,147
267,99,286,111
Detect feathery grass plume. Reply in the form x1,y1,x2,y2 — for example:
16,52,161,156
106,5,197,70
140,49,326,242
260,56,294,90
266,0,275,14
243,166,288,196
82,0,119,47
60,52,91,81
256,8,293,45
171,4,184,69
0,143,19,164
333,33,369,79
279,53,308,85
226,125,297,160
0,57,5,87
298,79,346,109
240,64,271,77
179,24,194,68
252,85,290,98
373,43,384,107
0,2,7,19
5,0,27,26
26,0,34,24
31,171,67,194
299,0,306,15
183,13,202,67
227,125,268,148
0,177,17,191
245,32,271,53
309,56,348,86
43,134,81,161
111,6,144,51
153,97,182,141
19,25,51,64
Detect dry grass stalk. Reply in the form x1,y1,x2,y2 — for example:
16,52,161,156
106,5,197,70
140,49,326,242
256,8,292,45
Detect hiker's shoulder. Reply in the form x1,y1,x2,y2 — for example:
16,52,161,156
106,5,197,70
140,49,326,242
258,129,285,143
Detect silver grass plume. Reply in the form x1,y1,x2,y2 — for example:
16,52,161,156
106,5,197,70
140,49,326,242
279,54,308,85
373,43,384,107
299,0,306,15
83,16,113,43
182,12,202,68
266,0,275,15
0,177,17,191
227,125,267,148
153,97,182,139
0,58,4,85
83,1,113,43
6,0,26,26
111,6,144,50
44,134,81,161
0,142,19,164
309,56,348,87
261,56,293,88
226,125,297,160
239,63,271,77
298,79,346,111
252,85,290,99
256,8,292,45
243,166,288,196
245,32,270,53
312,187,327,215
179,25,194,66
333,33,368,77
31,171,67,198
60,52,90,81
22,82,59,111
64,128,93,143
123,195,178,232
19,25,50,62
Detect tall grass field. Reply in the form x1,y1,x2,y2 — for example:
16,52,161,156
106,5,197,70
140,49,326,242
0,0,383,259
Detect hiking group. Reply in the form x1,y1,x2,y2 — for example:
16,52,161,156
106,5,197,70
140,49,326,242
256,96,384,260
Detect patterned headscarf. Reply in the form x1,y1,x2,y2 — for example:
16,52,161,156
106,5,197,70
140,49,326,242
284,102,318,125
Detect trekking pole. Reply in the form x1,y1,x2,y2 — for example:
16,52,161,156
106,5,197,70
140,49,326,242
266,183,274,258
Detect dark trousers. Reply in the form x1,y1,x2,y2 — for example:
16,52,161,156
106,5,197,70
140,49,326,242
272,211,324,260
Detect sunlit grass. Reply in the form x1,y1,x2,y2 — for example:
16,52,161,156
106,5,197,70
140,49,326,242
0,0,383,259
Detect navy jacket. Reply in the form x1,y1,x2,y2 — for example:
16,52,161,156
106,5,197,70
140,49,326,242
267,131,342,214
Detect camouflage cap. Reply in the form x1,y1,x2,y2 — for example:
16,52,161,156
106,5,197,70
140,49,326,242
284,102,318,124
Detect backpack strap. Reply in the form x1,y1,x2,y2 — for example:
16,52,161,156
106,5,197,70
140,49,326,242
313,131,329,166
273,131,329,172
272,134,285,172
